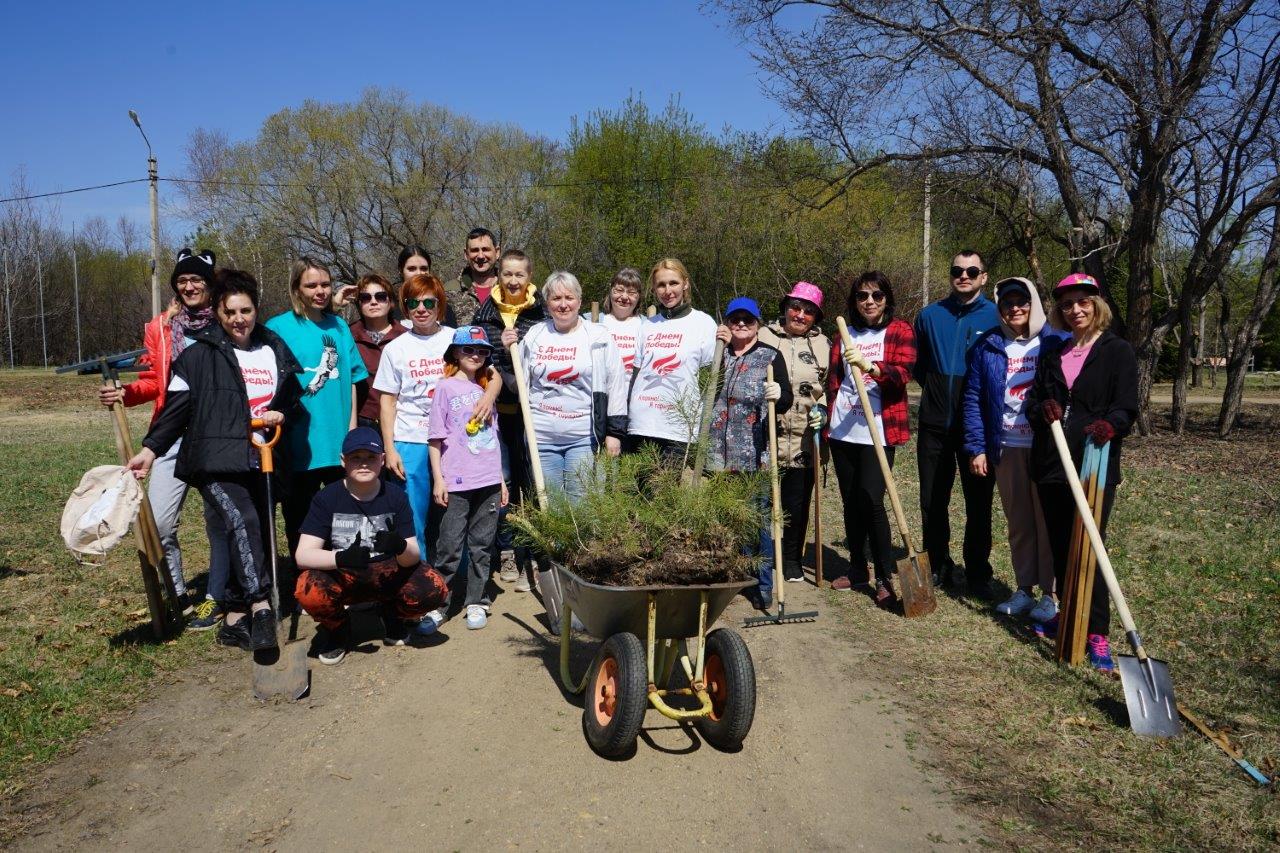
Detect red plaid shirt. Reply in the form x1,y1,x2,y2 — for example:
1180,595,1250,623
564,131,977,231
826,317,917,446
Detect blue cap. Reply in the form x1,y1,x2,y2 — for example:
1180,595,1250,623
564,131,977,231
341,426,384,456
725,296,762,322
450,325,494,348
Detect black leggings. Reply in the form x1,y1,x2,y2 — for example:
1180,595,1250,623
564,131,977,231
1038,482,1115,636
778,465,815,575
197,473,272,613
830,441,895,583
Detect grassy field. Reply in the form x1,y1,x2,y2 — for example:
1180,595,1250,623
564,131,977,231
820,401,1280,849
0,367,1277,848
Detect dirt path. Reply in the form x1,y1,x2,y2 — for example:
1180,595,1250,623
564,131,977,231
5,578,984,850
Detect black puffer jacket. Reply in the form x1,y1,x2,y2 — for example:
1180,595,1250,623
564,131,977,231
1025,330,1138,487
144,324,304,481
473,289,547,410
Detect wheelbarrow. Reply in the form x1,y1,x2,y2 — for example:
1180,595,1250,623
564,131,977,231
554,563,758,757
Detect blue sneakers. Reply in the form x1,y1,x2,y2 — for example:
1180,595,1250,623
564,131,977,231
1087,634,1115,673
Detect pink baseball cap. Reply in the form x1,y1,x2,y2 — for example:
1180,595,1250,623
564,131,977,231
781,281,825,321
1053,272,1100,296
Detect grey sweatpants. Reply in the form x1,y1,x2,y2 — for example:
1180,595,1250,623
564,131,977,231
149,438,230,599
434,484,501,611
994,445,1055,595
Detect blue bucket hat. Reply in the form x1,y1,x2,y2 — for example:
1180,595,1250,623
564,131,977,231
449,326,494,349
725,296,763,323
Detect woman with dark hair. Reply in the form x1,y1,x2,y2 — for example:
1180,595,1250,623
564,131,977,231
349,273,404,430
397,244,460,327
595,267,647,378
1025,273,1139,673
266,258,367,556
825,272,917,606
127,270,304,652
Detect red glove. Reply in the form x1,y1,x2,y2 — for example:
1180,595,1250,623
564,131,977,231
1084,419,1115,446
1041,400,1064,423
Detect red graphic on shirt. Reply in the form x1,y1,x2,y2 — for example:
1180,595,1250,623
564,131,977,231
247,391,272,417
1010,379,1033,401
546,365,580,385
622,354,635,372
652,353,681,375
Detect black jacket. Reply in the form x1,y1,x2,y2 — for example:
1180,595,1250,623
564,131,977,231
473,290,548,409
144,324,304,482
1025,330,1138,487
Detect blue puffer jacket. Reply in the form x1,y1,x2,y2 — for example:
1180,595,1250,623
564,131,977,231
962,280,1068,464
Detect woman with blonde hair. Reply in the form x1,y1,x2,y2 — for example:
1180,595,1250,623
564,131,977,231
626,258,717,462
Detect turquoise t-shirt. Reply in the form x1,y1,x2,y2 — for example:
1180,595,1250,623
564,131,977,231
264,311,368,471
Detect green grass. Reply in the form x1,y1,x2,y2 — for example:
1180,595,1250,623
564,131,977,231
0,369,219,800
820,403,1280,849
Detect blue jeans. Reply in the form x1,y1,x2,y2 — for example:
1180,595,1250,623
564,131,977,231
753,486,775,601
538,435,596,504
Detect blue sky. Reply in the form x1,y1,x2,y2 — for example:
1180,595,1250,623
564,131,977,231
1,1,785,236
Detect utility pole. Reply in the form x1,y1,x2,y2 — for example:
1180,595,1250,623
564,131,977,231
130,110,161,316
36,250,47,368
2,248,12,368
921,166,933,310
72,224,82,362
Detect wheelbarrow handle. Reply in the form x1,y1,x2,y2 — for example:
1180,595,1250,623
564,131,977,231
249,419,283,474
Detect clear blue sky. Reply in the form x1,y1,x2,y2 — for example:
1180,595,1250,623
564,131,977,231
2,0,784,237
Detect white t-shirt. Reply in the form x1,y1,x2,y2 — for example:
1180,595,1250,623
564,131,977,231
628,309,718,443
372,326,454,443
1001,337,1039,448
827,327,887,446
522,321,619,445
599,314,643,374
168,342,278,448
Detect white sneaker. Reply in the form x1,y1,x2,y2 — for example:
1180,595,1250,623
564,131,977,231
414,608,445,637
995,589,1036,616
1027,594,1059,624
465,604,487,630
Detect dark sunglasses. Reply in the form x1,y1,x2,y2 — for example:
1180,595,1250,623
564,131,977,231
405,297,438,311
359,291,391,304
999,295,1030,309
951,265,984,279
855,290,886,302
785,299,817,316
455,345,490,357
726,314,758,327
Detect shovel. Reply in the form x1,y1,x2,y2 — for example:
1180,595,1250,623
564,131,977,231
744,365,818,627
250,420,310,702
836,317,936,618
1048,420,1179,737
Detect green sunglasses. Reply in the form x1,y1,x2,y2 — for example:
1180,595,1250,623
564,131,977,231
405,297,438,311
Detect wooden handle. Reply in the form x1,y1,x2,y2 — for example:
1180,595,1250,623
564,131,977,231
509,340,549,509
836,317,915,554
813,429,823,589
767,365,784,603
692,339,727,478
590,301,600,323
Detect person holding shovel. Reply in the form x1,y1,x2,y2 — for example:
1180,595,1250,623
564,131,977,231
627,258,719,463
97,248,230,628
1026,273,1139,673
126,269,304,652
709,297,793,612
825,272,917,607
963,277,1068,622
294,427,450,664
759,282,830,583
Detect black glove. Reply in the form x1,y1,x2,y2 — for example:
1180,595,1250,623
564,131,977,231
374,529,408,557
335,543,371,570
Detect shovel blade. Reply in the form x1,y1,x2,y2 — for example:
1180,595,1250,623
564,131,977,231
252,640,310,701
896,553,936,619
1116,655,1181,738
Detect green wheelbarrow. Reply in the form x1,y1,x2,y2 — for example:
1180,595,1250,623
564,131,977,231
553,564,758,758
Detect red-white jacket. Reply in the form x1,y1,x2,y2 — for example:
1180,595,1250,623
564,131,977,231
122,312,176,424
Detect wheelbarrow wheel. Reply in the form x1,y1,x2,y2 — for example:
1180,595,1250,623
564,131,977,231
694,628,756,751
582,632,646,757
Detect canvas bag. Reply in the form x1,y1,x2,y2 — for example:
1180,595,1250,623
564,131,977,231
60,465,143,563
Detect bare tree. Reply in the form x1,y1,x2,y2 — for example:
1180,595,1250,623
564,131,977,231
1218,208,1280,435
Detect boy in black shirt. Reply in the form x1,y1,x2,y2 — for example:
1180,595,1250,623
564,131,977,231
295,427,448,665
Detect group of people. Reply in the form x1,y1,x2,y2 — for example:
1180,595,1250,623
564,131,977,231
110,232,1136,673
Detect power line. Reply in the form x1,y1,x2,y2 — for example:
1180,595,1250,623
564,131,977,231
0,178,149,204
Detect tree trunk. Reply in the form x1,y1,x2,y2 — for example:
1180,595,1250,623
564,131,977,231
1218,213,1280,437
1170,295,1196,434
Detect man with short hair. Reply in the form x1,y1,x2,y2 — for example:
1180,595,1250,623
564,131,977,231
97,248,230,628
445,227,500,325
913,250,1001,596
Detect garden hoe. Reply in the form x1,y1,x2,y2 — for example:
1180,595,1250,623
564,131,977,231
1049,420,1179,737
836,318,936,618
250,420,310,702
744,366,818,627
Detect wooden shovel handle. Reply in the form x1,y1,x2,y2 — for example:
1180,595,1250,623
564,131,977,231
509,339,549,510
767,365,784,604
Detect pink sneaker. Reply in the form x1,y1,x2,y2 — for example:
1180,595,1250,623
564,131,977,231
1087,634,1115,673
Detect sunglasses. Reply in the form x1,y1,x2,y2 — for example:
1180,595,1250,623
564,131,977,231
785,299,817,316
359,291,391,304
455,345,489,357
951,265,984,279
855,290,886,303
405,297,438,311
1059,296,1094,310
727,314,758,327
999,296,1030,309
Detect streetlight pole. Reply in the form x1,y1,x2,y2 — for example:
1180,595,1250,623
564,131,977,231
2,248,13,369
71,223,82,362
129,109,161,317
36,250,47,368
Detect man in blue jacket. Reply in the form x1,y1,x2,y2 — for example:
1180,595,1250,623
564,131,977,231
913,250,1001,595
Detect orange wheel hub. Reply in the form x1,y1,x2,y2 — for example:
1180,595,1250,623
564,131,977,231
704,654,727,721
593,656,619,726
